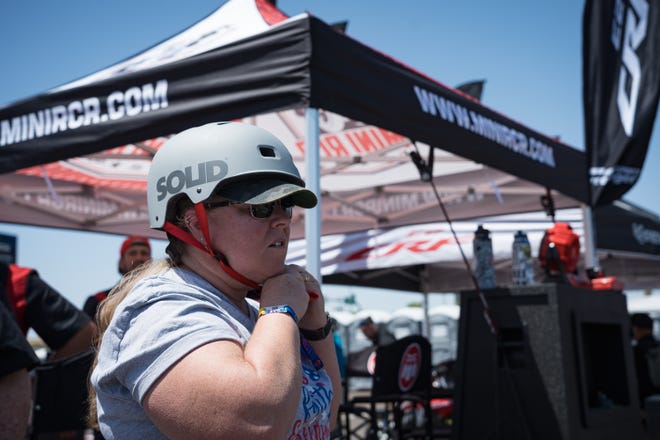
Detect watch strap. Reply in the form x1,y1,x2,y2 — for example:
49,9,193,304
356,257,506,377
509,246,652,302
300,313,333,341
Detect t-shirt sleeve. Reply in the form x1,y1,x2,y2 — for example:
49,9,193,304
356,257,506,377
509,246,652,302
24,271,91,350
110,288,250,403
0,301,39,376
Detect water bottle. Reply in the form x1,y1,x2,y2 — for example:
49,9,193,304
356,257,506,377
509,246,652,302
512,230,534,285
473,225,496,288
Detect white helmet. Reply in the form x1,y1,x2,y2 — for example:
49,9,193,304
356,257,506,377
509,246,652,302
147,121,317,228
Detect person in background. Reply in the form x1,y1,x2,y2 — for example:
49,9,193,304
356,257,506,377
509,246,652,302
83,235,151,321
631,313,660,409
359,316,396,347
89,122,342,439
331,316,347,379
1,261,96,361
0,260,96,438
0,300,39,439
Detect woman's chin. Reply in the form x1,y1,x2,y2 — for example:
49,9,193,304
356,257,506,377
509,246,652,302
252,263,287,282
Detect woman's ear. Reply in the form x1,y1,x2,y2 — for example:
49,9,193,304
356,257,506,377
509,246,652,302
183,210,204,243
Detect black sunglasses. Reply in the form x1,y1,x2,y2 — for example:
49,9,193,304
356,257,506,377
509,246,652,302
204,197,295,219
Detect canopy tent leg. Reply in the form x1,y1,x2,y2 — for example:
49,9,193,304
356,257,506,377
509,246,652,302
305,107,322,283
421,266,431,338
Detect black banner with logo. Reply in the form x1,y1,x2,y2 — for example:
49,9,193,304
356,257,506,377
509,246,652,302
583,0,660,205
594,199,660,257
309,17,589,203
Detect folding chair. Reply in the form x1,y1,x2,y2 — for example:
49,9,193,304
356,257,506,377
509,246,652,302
370,335,433,439
337,346,377,439
339,335,435,439
30,349,96,439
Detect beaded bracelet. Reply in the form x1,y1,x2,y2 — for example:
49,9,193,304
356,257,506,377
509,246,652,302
258,305,299,324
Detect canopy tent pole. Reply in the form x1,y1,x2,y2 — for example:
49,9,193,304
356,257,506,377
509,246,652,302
305,107,322,283
581,204,599,275
421,266,431,339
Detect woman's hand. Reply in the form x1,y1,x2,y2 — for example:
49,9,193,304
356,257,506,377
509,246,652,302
293,268,327,331
260,265,311,319
259,265,326,329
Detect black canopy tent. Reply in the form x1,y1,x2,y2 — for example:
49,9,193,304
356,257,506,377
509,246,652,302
592,199,660,288
0,13,588,198
0,0,589,278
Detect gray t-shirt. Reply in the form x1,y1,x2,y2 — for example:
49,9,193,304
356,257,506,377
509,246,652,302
91,266,332,439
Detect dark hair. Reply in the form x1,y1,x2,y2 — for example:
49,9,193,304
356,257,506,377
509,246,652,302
359,316,374,327
631,313,654,330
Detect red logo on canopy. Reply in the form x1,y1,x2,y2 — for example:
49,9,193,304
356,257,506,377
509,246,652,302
398,343,422,392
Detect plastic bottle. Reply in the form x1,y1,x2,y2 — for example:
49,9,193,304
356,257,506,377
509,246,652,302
512,230,534,285
473,225,496,288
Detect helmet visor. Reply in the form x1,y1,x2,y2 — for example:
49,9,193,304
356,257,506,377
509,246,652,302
215,177,317,208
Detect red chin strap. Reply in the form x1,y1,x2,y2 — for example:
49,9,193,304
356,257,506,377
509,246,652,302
161,203,261,292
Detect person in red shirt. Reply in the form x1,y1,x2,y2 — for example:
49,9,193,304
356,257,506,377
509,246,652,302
1,260,96,438
83,236,152,321
1,261,95,361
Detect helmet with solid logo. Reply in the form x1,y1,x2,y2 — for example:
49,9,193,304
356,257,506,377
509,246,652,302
147,121,317,229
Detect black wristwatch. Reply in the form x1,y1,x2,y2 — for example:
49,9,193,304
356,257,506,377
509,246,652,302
300,313,333,341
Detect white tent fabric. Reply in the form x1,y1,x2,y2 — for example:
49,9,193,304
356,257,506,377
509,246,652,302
287,208,580,292
288,206,660,292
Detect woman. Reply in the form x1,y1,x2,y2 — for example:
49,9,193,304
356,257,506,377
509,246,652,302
89,122,342,439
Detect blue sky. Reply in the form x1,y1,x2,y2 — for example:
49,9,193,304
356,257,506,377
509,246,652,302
0,0,658,310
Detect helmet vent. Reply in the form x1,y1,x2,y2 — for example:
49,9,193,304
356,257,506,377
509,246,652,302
258,145,277,158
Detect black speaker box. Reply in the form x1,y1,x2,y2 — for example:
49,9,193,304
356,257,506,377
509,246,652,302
452,284,643,440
